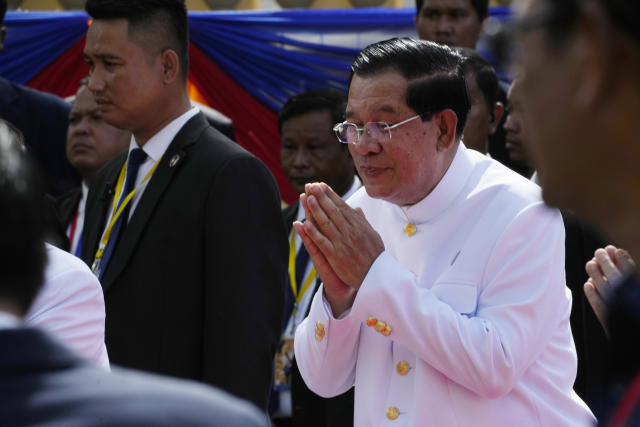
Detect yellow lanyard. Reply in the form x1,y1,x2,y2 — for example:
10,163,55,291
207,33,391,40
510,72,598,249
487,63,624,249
92,155,162,266
288,231,317,323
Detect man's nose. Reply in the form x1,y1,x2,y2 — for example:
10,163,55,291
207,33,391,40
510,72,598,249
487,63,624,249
292,148,311,167
435,17,453,34
72,117,91,135
353,131,382,156
87,69,105,93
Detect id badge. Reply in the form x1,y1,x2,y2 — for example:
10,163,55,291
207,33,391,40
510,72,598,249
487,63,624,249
274,338,294,390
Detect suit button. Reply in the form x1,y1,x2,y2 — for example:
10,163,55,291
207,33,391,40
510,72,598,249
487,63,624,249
366,316,377,327
382,324,392,336
315,321,325,341
396,361,410,376
386,406,400,420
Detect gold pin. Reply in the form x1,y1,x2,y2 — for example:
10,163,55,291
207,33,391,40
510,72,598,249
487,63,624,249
366,317,377,327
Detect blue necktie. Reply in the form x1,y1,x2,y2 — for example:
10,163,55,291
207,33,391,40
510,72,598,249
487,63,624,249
98,148,147,280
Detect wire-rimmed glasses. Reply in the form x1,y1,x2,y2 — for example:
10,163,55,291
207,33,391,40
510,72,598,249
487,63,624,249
332,115,421,144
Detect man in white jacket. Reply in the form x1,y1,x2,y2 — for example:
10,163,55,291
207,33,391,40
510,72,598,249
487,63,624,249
293,38,594,426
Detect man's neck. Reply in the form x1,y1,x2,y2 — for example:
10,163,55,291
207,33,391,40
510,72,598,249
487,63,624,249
133,95,192,146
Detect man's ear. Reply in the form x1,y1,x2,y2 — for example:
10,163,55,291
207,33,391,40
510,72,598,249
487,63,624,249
435,109,458,152
160,49,181,84
488,102,504,135
570,1,619,111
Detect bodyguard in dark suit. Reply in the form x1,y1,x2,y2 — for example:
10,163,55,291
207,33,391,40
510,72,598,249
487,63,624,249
0,122,269,427
80,0,287,411
273,89,357,426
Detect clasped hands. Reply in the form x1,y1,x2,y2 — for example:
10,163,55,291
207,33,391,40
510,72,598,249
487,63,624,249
293,182,384,317
584,245,636,334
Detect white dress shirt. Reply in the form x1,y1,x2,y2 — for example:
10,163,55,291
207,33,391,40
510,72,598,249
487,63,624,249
26,244,110,369
295,144,594,426
100,107,199,232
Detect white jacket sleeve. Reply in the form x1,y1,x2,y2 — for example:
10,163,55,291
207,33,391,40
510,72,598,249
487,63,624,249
294,286,361,398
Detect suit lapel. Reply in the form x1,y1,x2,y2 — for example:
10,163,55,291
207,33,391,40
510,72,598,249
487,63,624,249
82,153,126,270
101,113,209,292
282,202,299,236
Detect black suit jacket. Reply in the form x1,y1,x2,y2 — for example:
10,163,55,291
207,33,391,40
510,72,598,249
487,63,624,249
81,112,287,410
0,327,269,426
282,202,354,427
0,76,79,196
45,186,83,251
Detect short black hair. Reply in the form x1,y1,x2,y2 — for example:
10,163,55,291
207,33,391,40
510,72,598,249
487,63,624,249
1,0,7,26
278,89,347,135
415,0,489,22
456,47,499,111
85,0,189,81
0,120,46,315
350,38,469,137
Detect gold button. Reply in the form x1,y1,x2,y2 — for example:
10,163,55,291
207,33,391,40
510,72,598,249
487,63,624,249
375,321,386,333
396,361,410,376
382,324,392,336
315,321,325,341
403,223,417,236
366,317,377,327
386,406,400,420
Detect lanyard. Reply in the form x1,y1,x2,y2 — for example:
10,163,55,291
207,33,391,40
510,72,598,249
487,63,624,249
288,231,317,325
91,156,161,269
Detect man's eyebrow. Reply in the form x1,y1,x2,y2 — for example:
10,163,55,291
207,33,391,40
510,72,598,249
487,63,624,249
83,52,122,61
346,104,398,119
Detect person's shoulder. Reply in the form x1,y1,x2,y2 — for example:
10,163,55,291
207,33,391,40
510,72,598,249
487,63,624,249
44,243,94,278
92,367,269,426
470,151,542,205
12,82,70,113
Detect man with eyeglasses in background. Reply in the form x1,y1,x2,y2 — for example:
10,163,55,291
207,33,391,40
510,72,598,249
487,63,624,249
291,38,593,426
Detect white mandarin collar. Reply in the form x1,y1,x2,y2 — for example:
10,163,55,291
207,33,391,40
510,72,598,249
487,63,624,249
295,176,363,222
392,142,475,224
130,107,200,161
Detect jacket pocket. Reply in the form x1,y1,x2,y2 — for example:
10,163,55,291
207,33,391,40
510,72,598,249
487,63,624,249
430,281,478,315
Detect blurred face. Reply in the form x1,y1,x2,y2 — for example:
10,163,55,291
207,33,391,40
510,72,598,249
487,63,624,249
83,19,166,137
503,83,532,166
66,87,131,184
280,109,354,197
416,0,484,48
347,72,448,206
513,0,588,206
462,71,492,154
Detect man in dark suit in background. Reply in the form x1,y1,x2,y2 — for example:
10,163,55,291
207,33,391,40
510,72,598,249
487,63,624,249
52,78,131,254
0,0,79,197
414,0,532,176
80,0,287,411
0,119,269,427
273,89,359,427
